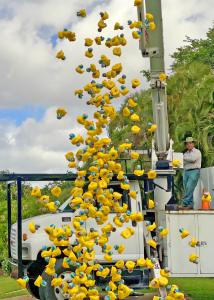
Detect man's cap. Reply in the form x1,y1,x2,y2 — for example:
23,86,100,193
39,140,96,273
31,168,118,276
185,137,195,143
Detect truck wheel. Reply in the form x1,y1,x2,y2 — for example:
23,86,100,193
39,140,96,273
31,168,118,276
27,259,46,299
40,258,74,300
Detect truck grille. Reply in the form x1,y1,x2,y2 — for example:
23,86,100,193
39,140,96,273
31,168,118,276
10,227,17,258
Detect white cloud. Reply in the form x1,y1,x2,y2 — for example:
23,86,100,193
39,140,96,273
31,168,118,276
0,0,213,172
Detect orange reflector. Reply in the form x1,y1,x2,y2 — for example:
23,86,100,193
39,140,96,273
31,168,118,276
23,233,28,241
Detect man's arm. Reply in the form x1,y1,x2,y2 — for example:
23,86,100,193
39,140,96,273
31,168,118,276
183,151,200,163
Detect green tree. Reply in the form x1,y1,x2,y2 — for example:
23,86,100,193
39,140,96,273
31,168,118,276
171,25,214,69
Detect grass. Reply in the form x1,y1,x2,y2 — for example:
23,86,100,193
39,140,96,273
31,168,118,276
170,278,214,300
0,276,28,299
0,276,214,299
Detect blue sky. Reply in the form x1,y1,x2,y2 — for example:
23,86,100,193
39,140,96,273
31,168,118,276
0,106,45,126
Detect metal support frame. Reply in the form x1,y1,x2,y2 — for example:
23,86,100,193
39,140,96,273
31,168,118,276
17,177,23,278
7,183,12,259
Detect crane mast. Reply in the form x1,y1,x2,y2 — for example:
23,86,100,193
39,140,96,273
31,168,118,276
137,0,169,159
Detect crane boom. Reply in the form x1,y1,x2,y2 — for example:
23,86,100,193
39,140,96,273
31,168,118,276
137,0,169,158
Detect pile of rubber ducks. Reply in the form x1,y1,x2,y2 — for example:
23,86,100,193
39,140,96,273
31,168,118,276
17,2,186,300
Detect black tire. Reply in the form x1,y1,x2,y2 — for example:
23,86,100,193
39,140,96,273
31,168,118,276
40,258,73,300
27,259,46,299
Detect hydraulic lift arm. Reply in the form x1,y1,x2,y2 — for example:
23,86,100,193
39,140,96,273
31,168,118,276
137,0,170,159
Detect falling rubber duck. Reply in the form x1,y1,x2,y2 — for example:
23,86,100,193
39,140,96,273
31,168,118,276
77,9,87,17
158,226,169,237
31,186,41,198
148,123,158,133
56,107,67,119
17,276,29,289
114,22,124,30
146,221,156,232
56,50,65,60
189,253,199,264
76,65,84,74
132,79,141,88
172,159,181,168
148,199,155,209
121,227,134,239
134,0,142,6
28,222,37,234
189,238,199,247
159,72,167,82
148,170,157,179
85,48,94,58
179,228,190,239
131,125,141,134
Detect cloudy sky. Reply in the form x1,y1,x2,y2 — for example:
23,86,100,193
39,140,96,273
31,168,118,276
0,0,213,173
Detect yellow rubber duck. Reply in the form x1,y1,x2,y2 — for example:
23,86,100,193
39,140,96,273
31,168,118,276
51,186,62,198
118,284,132,299
149,278,160,288
159,276,168,287
148,199,155,209
113,47,122,57
132,31,141,39
131,125,141,134
159,73,167,81
56,50,65,60
179,228,190,239
159,226,169,237
137,258,147,268
148,170,157,179
117,244,125,254
31,186,41,198
75,65,84,74
85,48,93,58
98,19,107,32
122,107,131,117
95,36,104,45
120,86,129,96
146,221,156,232
134,168,144,176
17,278,27,289
134,0,142,6
132,79,141,88
172,159,181,168
130,113,140,122
77,9,87,17
51,277,63,287
28,222,36,234
146,13,154,22
189,253,199,264
41,248,52,258
125,261,135,272
189,237,199,247
52,247,61,257
46,202,57,213
129,190,137,199
85,38,93,47
121,227,134,239
34,275,43,287
160,268,170,278
149,22,156,31
148,124,158,133
128,98,137,108
148,239,157,249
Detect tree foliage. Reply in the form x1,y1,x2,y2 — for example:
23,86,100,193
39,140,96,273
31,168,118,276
171,26,214,69
108,62,214,168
